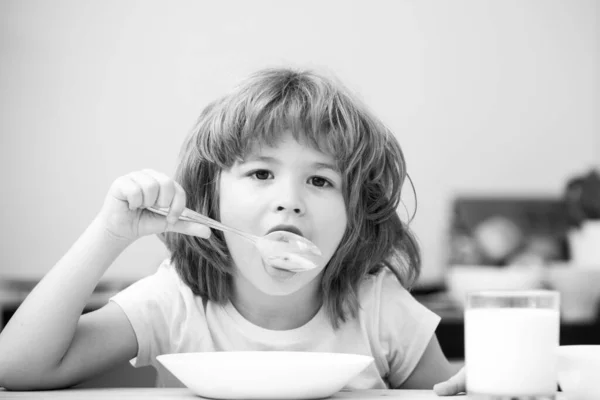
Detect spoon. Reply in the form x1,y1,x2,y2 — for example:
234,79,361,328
146,206,321,272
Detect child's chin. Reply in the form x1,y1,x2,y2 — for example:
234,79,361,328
255,263,307,296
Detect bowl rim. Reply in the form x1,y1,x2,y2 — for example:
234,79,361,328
156,351,375,364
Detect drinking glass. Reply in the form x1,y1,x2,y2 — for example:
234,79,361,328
465,290,560,400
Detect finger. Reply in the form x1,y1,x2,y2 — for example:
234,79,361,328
110,176,144,210
142,169,176,209
166,183,187,226
168,220,212,239
433,381,460,396
433,368,466,396
129,171,160,209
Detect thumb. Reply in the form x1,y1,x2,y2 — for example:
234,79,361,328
433,367,465,396
167,219,212,239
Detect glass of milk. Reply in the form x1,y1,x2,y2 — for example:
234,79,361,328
465,290,560,400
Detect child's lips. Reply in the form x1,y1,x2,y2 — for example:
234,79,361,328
266,225,304,237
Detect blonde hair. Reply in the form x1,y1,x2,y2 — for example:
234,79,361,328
166,67,420,328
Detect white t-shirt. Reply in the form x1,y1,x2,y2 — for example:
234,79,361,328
110,259,440,389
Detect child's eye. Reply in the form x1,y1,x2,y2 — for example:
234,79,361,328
309,176,332,188
250,170,273,180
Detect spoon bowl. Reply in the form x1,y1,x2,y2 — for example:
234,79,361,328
147,206,321,272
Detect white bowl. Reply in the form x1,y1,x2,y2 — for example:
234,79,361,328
156,351,373,399
446,265,544,308
557,345,600,400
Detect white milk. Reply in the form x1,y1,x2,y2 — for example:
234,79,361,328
465,308,559,397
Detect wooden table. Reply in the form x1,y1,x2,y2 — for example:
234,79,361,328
0,388,567,399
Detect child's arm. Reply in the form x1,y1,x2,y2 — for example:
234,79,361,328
399,334,464,393
0,170,210,390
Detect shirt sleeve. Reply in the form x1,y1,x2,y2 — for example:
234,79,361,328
364,269,441,388
109,259,183,368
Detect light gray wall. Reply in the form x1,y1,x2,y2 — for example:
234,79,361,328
1,0,598,286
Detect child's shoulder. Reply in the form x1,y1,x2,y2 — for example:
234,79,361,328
110,258,194,319
356,267,438,335
152,258,180,280
131,258,190,295
359,266,408,292
357,267,411,309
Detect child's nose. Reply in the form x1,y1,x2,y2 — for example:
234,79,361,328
273,184,305,215
276,205,303,214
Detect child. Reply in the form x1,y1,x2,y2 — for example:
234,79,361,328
0,68,464,395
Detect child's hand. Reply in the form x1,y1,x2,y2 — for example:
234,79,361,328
433,367,465,396
98,169,211,242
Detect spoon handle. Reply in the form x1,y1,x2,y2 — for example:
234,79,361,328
146,206,258,243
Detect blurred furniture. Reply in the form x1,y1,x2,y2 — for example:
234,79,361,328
434,195,600,360
416,291,600,361
448,196,569,266
0,277,157,388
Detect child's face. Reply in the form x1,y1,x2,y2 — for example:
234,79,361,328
219,130,347,296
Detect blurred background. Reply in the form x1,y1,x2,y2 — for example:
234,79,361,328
0,0,599,385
